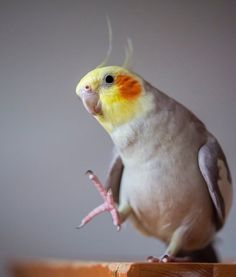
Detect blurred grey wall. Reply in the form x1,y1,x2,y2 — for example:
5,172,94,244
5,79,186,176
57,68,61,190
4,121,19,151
0,0,235,276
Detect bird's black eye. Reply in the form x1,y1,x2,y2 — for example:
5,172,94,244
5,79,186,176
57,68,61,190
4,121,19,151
105,74,114,84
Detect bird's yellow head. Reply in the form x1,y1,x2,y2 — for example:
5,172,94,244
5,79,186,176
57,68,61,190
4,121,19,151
76,66,151,133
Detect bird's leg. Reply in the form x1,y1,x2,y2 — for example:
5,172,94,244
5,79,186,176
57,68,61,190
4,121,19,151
148,227,191,263
77,170,131,231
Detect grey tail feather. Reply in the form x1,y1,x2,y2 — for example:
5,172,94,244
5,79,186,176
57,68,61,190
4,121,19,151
177,242,219,263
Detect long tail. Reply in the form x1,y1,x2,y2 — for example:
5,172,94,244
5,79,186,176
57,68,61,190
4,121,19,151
177,242,219,263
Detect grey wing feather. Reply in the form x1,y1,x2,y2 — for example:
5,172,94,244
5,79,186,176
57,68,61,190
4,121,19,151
198,134,232,230
105,148,124,204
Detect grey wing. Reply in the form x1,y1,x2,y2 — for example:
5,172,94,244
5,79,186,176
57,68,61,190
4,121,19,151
198,134,233,230
105,148,124,204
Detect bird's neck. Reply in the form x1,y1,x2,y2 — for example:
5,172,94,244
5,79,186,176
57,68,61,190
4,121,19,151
96,92,155,133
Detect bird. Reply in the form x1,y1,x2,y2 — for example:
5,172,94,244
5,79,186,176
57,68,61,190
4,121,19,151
75,64,233,263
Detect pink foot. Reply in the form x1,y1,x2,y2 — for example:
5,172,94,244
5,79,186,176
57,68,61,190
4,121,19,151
147,255,191,263
77,170,121,231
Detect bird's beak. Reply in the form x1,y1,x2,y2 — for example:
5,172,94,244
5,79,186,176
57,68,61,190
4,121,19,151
78,89,102,116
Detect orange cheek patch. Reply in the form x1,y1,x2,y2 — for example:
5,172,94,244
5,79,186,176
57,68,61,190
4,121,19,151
115,75,142,100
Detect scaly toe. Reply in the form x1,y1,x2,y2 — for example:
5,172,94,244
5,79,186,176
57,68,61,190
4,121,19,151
78,170,122,230
147,256,160,263
147,254,177,263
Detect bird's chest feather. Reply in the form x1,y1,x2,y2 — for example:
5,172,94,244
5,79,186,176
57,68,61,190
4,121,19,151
111,114,211,239
120,144,203,214
119,150,211,240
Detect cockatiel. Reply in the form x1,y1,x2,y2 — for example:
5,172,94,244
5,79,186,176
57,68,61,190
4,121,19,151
75,63,233,262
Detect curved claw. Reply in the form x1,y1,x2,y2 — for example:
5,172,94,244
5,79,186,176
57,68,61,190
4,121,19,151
147,255,171,263
85,169,93,177
161,255,170,263
147,256,160,263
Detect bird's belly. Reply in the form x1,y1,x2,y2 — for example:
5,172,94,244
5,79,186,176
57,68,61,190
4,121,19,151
120,160,214,248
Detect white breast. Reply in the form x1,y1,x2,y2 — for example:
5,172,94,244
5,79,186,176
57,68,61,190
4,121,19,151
111,104,215,248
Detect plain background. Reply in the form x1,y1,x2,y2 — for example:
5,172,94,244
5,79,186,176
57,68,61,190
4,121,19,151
0,0,235,276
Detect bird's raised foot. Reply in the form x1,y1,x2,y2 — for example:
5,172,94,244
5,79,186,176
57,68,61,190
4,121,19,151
147,254,191,263
77,170,121,231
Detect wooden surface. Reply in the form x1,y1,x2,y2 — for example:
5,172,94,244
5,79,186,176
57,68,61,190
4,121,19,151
10,260,236,277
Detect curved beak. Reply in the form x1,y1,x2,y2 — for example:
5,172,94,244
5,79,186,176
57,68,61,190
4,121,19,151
79,90,102,116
